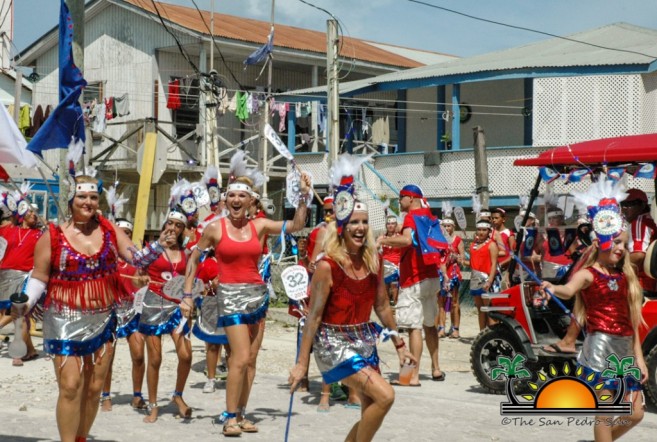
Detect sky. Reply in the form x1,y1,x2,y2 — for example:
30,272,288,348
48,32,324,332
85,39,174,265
7,0,657,60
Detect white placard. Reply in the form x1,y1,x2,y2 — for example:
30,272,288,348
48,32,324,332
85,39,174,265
453,206,467,230
162,275,204,300
190,182,211,207
514,215,524,232
0,237,7,262
281,265,309,301
265,123,294,161
133,286,148,314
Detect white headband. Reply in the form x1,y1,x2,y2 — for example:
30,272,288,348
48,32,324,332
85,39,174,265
547,209,564,218
520,210,536,219
354,202,368,213
167,211,187,224
441,219,455,225
476,221,492,229
76,183,98,194
479,210,491,218
227,182,253,193
116,220,134,231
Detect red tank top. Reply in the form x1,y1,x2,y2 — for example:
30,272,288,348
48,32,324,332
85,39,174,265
147,249,186,300
321,257,379,325
581,268,633,336
470,239,493,274
307,222,326,261
216,218,263,284
447,235,462,280
381,232,402,265
47,216,120,310
0,225,42,271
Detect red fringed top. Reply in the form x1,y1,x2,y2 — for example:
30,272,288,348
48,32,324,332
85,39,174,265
581,267,633,337
47,216,120,311
321,257,380,325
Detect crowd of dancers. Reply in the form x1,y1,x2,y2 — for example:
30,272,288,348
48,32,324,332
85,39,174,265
0,151,653,442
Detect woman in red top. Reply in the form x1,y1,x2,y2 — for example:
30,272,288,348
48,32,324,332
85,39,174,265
465,220,499,330
138,211,191,423
381,215,401,305
437,218,465,339
0,203,42,365
289,203,413,442
184,170,311,437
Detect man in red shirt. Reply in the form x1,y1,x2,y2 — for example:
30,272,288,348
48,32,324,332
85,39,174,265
0,204,42,366
378,185,445,385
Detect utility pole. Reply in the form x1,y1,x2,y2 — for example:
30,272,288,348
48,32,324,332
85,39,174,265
473,125,489,210
326,19,339,169
258,0,275,199
59,0,85,223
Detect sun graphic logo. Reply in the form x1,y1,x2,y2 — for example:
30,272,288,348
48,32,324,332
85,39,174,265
494,353,640,416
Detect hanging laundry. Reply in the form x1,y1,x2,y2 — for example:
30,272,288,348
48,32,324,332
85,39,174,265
30,105,45,137
217,87,229,114
295,102,301,118
318,104,327,134
270,99,287,132
235,91,249,122
300,102,310,118
115,93,131,117
167,79,182,110
19,105,32,135
91,100,107,133
105,97,114,121
228,92,238,113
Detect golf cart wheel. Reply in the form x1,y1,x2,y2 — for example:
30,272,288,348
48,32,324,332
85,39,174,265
470,325,525,394
645,345,657,408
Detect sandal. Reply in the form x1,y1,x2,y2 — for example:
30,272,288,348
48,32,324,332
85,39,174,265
238,418,258,433
437,326,446,338
222,423,242,437
449,327,460,339
12,358,23,367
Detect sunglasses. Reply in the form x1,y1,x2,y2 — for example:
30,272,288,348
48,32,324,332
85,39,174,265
620,201,641,208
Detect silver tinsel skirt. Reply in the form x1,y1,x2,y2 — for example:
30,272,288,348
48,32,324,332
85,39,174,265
138,290,186,336
0,269,29,309
577,331,641,392
43,304,115,356
192,295,228,344
313,322,381,384
115,298,140,339
215,283,268,328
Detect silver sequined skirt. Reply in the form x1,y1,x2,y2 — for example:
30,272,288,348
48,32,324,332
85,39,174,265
115,298,140,338
313,322,381,384
192,295,228,344
43,304,115,356
216,283,268,327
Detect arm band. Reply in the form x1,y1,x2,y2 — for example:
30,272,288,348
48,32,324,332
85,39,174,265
129,241,165,268
24,278,47,309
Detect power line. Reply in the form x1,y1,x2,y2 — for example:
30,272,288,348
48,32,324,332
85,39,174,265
149,0,200,75
407,0,657,60
0,0,11,31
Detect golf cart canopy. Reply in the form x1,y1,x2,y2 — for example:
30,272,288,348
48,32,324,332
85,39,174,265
514,133,657,170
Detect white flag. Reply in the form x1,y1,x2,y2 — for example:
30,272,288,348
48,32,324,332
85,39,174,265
0,103,37,168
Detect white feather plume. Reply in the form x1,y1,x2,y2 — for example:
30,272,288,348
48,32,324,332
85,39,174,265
229,150,249,182
571,174,628,214
441,200,453,218
65,137,85,169
328,153,373,189
544,188,560,209
471,193,481,216
105,185,129,219
202,165,221,187
170,178,191,209
19,181,32,198
247,168,265,192
83,166,98,178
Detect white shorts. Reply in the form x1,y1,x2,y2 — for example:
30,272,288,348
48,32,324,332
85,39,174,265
395,277,440,329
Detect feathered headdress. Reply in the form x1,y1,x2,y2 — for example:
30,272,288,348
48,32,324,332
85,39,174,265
226,150,265,197
202,165,222,210
471,193,482,219
441,200,455,226
169,178,196,223
544,188,563,218
571,174,627,251
329,153,372,235
105,185,129,222
65,142,102,199
12,181,34,220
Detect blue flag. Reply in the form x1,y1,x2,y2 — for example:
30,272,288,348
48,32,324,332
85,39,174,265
411,211,449,265
633,163,656,180
539,167,559,183
522,228,538,257
546,228,564,256
244,28,274,67
28,0,87,156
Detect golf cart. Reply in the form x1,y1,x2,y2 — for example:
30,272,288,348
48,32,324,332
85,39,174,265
469,133,657,407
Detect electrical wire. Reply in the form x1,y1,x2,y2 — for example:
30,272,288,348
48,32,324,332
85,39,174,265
408,0,657,60
149,0,200,75
0,0,11,32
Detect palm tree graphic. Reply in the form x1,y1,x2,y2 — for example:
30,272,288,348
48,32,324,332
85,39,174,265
491,354,531,405
601,355,640,405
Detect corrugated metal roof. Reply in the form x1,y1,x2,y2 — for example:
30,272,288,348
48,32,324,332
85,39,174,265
121,0,427,68
283,22,657,97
